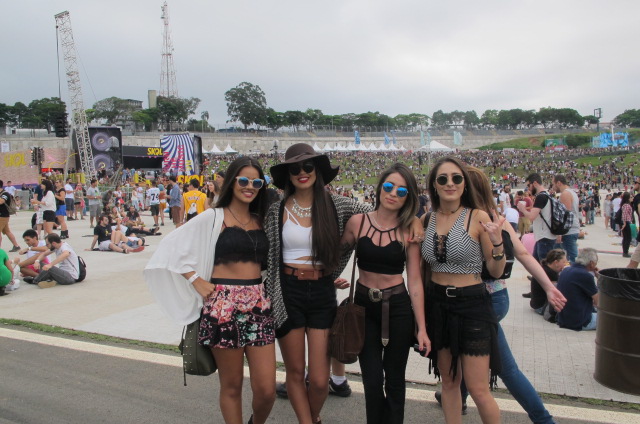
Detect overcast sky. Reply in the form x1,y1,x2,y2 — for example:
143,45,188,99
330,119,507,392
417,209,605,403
2,0,638,127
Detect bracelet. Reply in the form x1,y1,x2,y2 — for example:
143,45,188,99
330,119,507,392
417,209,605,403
492,241,503,247
187,273,200,284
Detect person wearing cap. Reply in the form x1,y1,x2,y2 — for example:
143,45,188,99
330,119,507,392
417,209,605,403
265,143,424,424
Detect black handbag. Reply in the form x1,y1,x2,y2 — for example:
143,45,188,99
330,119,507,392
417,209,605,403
179,317,217,385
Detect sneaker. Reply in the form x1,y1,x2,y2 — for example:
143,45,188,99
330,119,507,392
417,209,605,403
522,292,531,298
161,222,164,226
9,246,20,252
38,280,58,289
328,378,352,397
132,245,145,253
623,253,631,258
23,276,35,284
6,279,21,291
434,391,467,415
275,382,288,399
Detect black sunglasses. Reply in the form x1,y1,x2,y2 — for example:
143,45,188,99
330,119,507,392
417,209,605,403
235,177,264,189
289,161,315,176
436,174,464,186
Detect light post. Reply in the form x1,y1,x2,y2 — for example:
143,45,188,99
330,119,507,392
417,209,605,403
594,108,602,132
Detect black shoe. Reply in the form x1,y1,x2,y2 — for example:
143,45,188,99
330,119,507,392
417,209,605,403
329,378,352,397
522,292,531,298
275,382,288,399
0,287,7,296
526,275,532,282
23,277,35,284
9,246,20,253
623,253,631,258
434,391,467,415
248,414,253,424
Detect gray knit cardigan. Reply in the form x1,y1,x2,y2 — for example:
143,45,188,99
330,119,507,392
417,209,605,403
264,194,372,337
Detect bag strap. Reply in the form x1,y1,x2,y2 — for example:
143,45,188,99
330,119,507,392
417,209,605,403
347,214,367,304
539,193,554,232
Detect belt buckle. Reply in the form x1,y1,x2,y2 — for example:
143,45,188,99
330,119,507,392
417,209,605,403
369,288,383,302
445,286,457,298
298,269,308,279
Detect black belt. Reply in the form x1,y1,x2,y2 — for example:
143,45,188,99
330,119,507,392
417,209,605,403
356,282,406,346
210,277,262,286
432,282,486,298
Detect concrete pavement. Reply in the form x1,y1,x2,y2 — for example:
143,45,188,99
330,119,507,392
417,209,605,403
1,207,639,411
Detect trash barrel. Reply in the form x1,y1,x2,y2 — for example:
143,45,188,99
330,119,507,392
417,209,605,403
594,268,640,395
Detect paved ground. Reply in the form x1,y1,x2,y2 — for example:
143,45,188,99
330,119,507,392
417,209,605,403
1,207,639,411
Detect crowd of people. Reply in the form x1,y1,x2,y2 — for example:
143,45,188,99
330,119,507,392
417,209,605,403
2,143,638,423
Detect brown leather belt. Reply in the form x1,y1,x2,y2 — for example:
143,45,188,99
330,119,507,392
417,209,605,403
282,265,326,281
356,282,407,346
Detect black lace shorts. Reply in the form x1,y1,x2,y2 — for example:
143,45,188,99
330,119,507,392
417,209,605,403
427,283,495,357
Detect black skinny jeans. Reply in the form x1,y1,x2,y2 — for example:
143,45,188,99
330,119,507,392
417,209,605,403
355,284,414,424
622,222,632,255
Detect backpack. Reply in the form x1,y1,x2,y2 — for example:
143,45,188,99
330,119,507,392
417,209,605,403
1,190,18,215
614,208,623,227
75,256,87,282
540,193,574,235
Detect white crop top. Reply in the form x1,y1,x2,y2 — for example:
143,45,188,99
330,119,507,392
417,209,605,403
282,208,322,266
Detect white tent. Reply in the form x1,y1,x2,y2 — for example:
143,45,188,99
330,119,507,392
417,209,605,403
367,143,378,151
207,144,224,155
322,143,335,152
347,143,358,151
335,143,348,152
223,144,238,154
388,144,399,151
377,143,388,151
312,143,323,152
417,140,454,152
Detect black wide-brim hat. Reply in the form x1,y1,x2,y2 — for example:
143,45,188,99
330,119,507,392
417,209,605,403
270,143,339,190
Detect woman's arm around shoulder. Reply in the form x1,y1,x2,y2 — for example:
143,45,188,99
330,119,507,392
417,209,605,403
406,241,430,356
341,213,365,252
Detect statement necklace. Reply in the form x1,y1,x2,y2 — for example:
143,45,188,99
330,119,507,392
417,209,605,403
292,197,312,218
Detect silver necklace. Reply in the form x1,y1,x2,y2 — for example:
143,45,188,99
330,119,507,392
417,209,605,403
292,197,312,218
371,211,395,231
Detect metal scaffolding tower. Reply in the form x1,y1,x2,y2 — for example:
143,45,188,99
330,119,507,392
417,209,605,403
54,11,96,180
159,2,178,98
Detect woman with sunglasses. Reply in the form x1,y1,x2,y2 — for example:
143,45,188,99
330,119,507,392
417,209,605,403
266,143,375,424
434,166,566,424
340,163,430,424
421,156,505,424
146,157,275,424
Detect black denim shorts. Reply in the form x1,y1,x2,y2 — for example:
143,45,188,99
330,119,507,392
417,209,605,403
280,273,337,330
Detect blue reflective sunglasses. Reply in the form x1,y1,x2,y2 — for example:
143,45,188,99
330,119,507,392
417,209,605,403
382,182,408,197
235,176,264,189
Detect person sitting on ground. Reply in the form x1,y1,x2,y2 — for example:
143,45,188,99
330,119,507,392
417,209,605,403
530,249,567,315
0,247,14,296
32,233,81,289
13,229,50,283
556,248,599,331
88,215,133,254
124,205,160,236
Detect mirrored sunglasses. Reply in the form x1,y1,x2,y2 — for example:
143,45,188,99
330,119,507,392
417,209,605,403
382,182,408,197
235,177,264,189
436,174,464,186
289,161,315,176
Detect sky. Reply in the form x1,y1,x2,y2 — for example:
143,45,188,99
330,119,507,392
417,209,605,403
2,0,639,128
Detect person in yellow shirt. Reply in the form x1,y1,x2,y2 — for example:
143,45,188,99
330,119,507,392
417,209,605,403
181,178,207,223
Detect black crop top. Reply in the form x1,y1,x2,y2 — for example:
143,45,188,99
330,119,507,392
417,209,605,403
214,226,269,270
356,214,406,275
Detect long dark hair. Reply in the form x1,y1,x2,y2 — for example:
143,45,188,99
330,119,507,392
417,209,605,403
375,163,419,230
427,156,478,212
283,163,340,270
41,179,54,196
215,157,268,226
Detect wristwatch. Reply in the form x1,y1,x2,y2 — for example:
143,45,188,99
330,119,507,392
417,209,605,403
492,251,505,260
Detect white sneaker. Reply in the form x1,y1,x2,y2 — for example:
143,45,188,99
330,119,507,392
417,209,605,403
6,279,21,291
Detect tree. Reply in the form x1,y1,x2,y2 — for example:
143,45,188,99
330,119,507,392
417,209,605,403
91,97,137,125
463,110,480,129
224,82,268,129
431,110,450,129
480,109,498,128
266,108,284,131
283,110,306,132
22,97,66,132
0,103,11,130
9,102,28,127
614,109,640,127
582,115,599,126
131,108,159,132
157,96,200,129
304,108,323,131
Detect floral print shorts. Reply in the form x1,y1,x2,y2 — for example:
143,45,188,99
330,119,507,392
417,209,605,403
198,278,275,348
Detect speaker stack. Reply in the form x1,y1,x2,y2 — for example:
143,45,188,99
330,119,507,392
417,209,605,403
88,127,123,171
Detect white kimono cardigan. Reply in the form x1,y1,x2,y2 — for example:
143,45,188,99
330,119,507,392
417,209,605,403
144,208,224,325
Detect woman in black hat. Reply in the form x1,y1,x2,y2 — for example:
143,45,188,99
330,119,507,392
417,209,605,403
266,143,369,424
